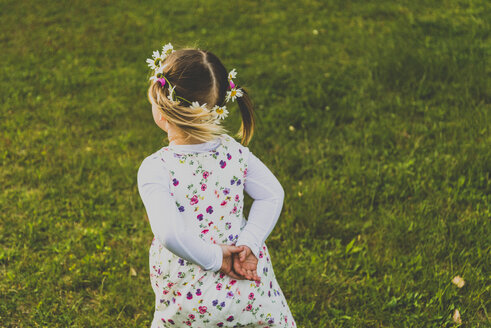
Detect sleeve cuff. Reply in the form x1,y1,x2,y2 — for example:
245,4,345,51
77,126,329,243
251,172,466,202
235,230,262,259
209,243,223,273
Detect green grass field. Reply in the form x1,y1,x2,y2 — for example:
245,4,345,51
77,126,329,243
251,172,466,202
1,0,490,327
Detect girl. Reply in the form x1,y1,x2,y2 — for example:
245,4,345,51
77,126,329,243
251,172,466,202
137,43,296,327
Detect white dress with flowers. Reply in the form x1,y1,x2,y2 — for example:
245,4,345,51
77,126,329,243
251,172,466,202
137,134,296,328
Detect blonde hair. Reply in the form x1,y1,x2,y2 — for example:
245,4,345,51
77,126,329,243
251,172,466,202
147,48,255,146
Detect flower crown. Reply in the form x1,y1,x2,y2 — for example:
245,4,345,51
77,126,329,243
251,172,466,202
146,43,244,124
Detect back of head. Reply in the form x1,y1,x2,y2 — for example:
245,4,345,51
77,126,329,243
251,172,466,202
147,47,255,146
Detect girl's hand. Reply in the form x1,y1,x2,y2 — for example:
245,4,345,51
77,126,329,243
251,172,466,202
233,245,261,282
218,244,247,280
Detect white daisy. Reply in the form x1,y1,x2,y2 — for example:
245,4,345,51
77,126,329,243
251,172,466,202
167,86,176,103
228,68,237,80
149,64,167,82
226,87,244,102
190,101,209,112
147,50,164,70
162,43,174,56
212,105,229,120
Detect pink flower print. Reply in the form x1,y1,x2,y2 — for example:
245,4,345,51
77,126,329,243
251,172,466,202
216,283,222,290
246,304,253,311
235,194,240,201
217,323,224,327
172,178,179,186
270,281,273,288
259,251,264,258
190,195,199,205
230,280,237,285
225,222,231,230
185,321,192,326
168,319,175,324
219,272,225,278
232,206,237,214
220,200,227,206
227,153,232,160
206,206,213,214
189,314,195,320
220,160,226,168
198,306,207,314
244,168,248,177
208,221,213,226
167,282,174,287
201,183,207,191
255,280,261,287
226,291,234,298
227,315,234,322
197,214,203,221
249,292,254,300
163,290,169,295
223,188,230,195
203,171,209,179
196,289,202,296
201,229,209,234
186,292,193,300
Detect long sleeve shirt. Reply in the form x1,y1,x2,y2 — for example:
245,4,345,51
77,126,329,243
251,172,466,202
137,137,284,272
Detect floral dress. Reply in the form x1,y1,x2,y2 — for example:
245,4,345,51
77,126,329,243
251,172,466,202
148,135,296,327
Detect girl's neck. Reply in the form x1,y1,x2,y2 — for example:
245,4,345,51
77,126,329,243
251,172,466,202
168,134,203,145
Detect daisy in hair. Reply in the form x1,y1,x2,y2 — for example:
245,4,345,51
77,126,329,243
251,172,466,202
212,106,229,120
167,85,177,104
149,65,167,82
147,50,164,70
162,43,174,56
190,101,209,113
226,87,243,102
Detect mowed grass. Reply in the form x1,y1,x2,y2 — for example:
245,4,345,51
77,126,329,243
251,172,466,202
0,0,490,327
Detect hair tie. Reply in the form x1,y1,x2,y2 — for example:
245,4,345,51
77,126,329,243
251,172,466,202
157,77,166,87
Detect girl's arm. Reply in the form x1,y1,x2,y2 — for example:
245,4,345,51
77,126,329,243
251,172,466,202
235,151,285,259
137,155,223,272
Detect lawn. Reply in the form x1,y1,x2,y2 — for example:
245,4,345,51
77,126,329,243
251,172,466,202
0,0,489,327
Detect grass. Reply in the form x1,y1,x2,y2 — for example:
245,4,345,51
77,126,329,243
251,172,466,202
0,0,490,327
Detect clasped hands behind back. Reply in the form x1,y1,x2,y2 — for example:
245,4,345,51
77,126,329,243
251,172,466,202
218,244,261,282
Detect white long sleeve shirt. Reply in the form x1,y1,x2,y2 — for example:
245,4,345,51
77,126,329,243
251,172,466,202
137,138,284,272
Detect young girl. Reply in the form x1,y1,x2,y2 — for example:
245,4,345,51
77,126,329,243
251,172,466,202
137,43,296,328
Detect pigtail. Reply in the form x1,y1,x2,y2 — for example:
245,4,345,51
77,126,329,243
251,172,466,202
235,87,255,146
